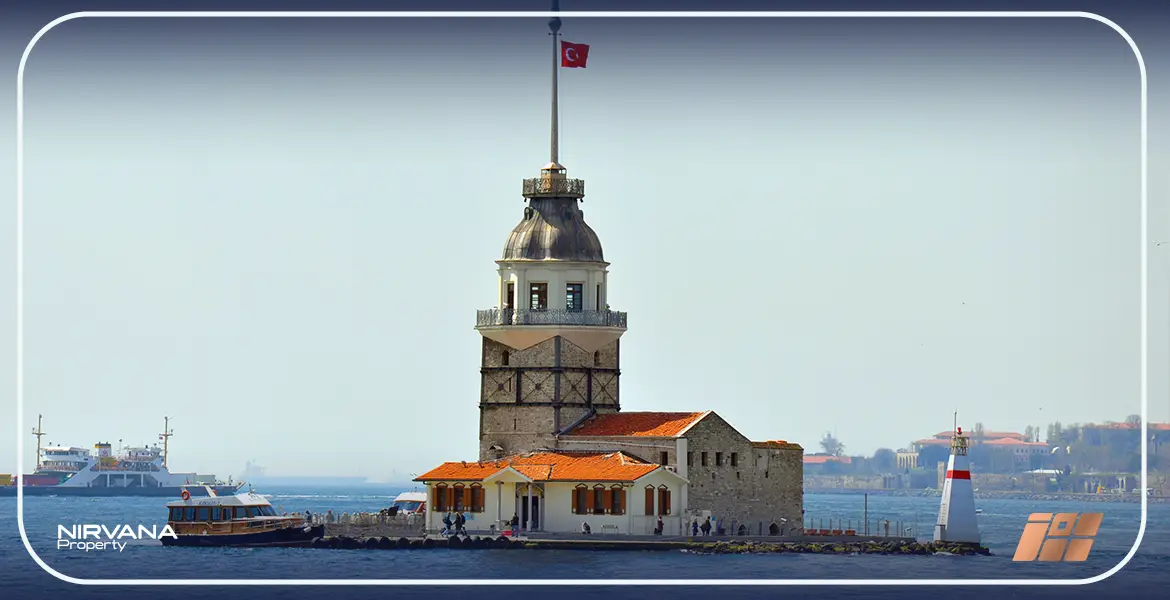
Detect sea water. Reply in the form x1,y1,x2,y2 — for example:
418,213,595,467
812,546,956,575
0,487,1166,599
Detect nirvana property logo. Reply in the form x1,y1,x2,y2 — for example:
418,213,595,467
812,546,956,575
57,524,178,553
1012,512,1103,562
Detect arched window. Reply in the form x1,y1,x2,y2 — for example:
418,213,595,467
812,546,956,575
434,484,448,512
470,483,485,513
453,484,466,511
572,484,588,515
593,485,606,515
657,485,672,516
609,485,625,515
593,351,601,367
644,485,655,516
501,351,510,366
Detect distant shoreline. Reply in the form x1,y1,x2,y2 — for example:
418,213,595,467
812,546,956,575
804,487,1167,503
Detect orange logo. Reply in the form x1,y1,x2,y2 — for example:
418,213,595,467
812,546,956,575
1012,512,1103,562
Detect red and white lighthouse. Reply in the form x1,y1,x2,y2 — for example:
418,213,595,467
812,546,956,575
933,424,980,544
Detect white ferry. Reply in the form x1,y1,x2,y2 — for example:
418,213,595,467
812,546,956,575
0,417,242,497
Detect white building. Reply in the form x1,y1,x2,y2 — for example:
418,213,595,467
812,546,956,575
414,451,690,535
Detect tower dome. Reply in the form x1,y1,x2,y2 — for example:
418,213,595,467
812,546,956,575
503,161,603,262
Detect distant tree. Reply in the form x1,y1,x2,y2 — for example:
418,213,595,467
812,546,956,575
819,433,845,457
917,445,950,470
1126,414,1142,426
871,448,897,472
1024,425,1036,443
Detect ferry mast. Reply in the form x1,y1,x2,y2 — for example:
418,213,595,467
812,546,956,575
30,414,46,470
159,417,174,469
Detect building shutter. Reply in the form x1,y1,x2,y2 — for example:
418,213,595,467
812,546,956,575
446,486,455,509
661,490,671,515
586,487,595,512
462,487,472,509
431,488,439,510
644,487,654,516
603,489,613,513
571,488,579,513
614,489,625,515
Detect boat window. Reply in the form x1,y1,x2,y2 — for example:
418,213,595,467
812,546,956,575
247,507,260,518
196,507,211,521
211,508,222,520
233,507,246,519
169,508,182,521
184,507,196,521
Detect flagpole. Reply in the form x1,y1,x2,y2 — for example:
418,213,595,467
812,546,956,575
549,0,561,165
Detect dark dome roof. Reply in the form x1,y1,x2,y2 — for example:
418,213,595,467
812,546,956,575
502,197,605,262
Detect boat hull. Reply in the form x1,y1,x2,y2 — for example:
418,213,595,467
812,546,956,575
161,524,325,548
0,484,244,498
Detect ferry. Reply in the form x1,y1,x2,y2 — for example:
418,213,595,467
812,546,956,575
0,416,243,497
162,486,325,547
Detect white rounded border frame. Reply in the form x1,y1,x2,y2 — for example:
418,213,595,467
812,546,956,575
15,10,1149,587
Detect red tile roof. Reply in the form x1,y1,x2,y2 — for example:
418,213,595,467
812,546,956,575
984,438,1049,447
414,451,664,483
803,455,852,465
565,411,709,438
933,431,1027,440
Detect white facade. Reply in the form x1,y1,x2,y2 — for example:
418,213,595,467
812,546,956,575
497,260,609,312
421,468,689,536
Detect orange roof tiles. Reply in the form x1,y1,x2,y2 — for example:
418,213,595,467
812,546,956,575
414,451,664,483
751,440,803,450
565,411,708,437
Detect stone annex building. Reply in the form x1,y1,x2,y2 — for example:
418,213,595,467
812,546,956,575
415,12,802,537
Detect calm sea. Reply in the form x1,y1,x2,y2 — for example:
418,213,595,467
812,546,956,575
0,487,1166,599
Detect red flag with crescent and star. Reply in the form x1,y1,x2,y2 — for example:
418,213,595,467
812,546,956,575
561,41,590,68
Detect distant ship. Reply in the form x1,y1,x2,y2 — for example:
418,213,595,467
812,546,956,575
0,416,244,497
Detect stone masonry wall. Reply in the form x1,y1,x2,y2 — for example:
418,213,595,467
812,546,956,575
683,414,803,534
478,336,622,461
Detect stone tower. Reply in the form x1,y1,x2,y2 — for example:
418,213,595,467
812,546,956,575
474,6,626,460
474,161,627,460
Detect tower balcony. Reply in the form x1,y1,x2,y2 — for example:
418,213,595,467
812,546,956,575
522,177,585,198
476,308,627,329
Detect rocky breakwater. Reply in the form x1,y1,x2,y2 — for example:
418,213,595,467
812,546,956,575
683,539,991,556
308,535,990,556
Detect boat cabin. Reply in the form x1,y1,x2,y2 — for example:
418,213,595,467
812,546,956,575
165,486,307,536
391,491,427,515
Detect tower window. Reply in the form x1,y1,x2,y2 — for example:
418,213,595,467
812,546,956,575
593,351,600,367
566,283,583,312
731,452,738,467
530,283,548,310
596,284,601,310
715,452,723,467
505,283,515,310
501,351,509,366
701,452,708,467
659,451,668,465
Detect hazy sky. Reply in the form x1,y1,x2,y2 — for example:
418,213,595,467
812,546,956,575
2,14,1165,480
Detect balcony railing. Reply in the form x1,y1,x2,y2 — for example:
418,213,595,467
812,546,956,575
476,308,627,328
522,178,585,198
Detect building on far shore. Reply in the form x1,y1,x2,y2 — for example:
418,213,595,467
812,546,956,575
413,13,803,538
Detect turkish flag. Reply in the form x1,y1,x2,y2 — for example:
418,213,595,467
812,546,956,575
561,41,590,68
